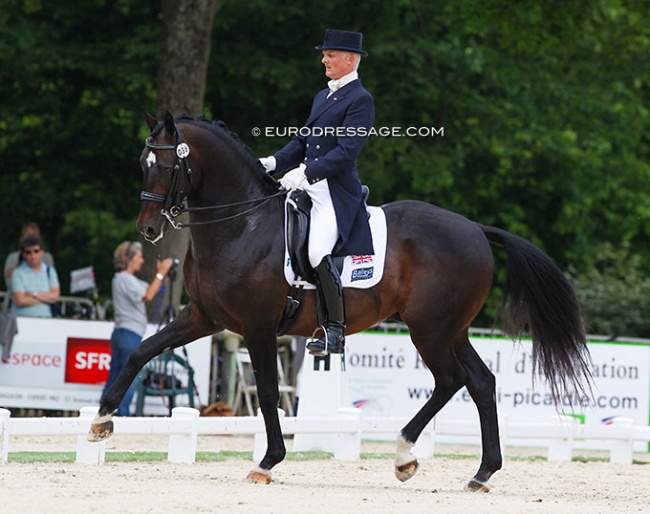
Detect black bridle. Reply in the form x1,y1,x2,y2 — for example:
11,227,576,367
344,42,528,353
141,123,287,229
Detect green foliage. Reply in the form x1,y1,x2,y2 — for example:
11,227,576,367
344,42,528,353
569,243,650,338
1,0,649,334
0,0,159,297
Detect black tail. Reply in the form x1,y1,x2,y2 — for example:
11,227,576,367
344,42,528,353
480,224,592,403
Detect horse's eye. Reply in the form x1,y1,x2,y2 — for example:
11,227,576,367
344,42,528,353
158,164,174,174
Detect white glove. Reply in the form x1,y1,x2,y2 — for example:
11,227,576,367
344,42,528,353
279,164,307,190
259,156,276,173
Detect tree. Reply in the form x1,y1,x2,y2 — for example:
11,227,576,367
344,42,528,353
0,0,160,296
140,0,219,321
1,0,649,335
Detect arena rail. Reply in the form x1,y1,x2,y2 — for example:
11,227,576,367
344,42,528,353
1,407,648,465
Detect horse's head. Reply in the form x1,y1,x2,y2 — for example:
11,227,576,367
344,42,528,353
138,111,282,243
138,111,193,243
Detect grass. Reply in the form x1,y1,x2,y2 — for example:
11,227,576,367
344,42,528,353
6,450,333,464
7,450,649,465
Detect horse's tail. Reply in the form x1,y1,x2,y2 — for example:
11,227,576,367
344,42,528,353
480,224,592,403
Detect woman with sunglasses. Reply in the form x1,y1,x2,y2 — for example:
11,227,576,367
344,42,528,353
4,222,55,289
10,234,60,318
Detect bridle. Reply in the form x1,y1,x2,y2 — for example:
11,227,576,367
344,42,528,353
141,121,287,229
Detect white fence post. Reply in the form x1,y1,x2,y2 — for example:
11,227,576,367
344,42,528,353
412,414,435,459
293,353,350,452
547,415,576,461
334,407,361,460
0,408,10,463
609,417,634,464
76,406,105,465
168,407,200,464
253,408,286,462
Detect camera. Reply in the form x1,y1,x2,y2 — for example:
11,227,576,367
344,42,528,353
168,258,180,280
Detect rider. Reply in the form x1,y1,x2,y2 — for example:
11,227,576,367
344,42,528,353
259,29,374,355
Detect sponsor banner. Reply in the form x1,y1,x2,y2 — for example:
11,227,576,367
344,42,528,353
0,317,211,413
345,333,650,450
65,337,112,385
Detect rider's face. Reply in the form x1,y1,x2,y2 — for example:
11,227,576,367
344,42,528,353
321,50,355,80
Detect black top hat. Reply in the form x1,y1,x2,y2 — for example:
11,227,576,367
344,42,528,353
315,29,368,57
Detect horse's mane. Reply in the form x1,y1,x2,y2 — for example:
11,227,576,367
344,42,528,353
152,113,279,190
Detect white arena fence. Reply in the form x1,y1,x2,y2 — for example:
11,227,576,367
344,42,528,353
1,406,649,466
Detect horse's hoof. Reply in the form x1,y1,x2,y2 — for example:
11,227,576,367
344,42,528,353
465,478,491,492
87,419,114,442
245,466,272,484
395,460,419,482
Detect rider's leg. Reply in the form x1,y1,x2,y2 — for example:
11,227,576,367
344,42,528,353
302,180,345,355
307,255,346,355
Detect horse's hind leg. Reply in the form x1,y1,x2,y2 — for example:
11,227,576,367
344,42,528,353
456,337,502,492
396,337,467,482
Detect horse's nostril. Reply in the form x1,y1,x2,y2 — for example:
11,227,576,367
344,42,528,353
141,226,156,241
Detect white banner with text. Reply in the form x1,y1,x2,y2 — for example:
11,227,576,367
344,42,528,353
345,333,650,450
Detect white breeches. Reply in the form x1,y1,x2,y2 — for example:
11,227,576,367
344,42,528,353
301,179,339,268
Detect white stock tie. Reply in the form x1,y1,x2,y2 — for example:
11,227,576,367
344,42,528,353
327,80,341,97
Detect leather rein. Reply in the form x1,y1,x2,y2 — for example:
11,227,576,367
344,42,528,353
141,123,287,229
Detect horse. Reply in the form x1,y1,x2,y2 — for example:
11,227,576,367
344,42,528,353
88,111,592,491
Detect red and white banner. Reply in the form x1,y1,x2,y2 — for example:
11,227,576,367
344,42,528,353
0,317,211,412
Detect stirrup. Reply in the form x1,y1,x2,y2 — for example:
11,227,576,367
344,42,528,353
306,326,344,356
306,326,327,356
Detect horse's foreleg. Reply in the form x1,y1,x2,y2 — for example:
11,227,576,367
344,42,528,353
456,338,501,492
87,304,215,442
243,334,285,484
396,346,466,482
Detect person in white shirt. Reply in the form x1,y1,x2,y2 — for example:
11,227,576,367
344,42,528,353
101,241,173,416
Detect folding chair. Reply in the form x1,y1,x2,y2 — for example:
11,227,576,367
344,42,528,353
232,347,296,416
134,350,196,416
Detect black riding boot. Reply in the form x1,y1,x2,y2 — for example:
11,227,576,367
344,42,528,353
306,255,346,356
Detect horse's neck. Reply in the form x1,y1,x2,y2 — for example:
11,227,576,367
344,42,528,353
192,164,274,210
190,133,268,204
188,152,284,254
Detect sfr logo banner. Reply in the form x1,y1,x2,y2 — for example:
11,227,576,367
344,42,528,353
65,337,111,385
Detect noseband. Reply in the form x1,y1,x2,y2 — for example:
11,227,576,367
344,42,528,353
142,119,194,227
141,121,287,229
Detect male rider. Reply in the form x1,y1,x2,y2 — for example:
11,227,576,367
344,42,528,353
260,29,374,356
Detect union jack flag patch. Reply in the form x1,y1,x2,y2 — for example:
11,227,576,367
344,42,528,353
351,254,373,265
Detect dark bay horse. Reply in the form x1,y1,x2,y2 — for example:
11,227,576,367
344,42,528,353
88,112,592,491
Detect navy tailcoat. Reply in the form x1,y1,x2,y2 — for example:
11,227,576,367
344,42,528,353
273,79,375,257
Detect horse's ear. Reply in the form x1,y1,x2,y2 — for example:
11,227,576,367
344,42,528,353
143,109,159,132
164,111,177,139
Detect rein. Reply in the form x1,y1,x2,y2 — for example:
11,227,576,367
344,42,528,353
142,126,287,229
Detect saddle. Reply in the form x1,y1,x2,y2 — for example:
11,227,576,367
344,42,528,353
276,186,370,336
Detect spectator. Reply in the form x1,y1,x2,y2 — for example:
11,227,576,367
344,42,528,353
10,234,60,318
4,222,55,290
102,241,174,416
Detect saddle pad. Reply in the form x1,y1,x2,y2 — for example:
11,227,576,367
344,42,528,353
283,206,387,289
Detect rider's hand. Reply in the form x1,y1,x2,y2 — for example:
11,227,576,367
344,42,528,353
279,164,306,190
259,156,276,174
